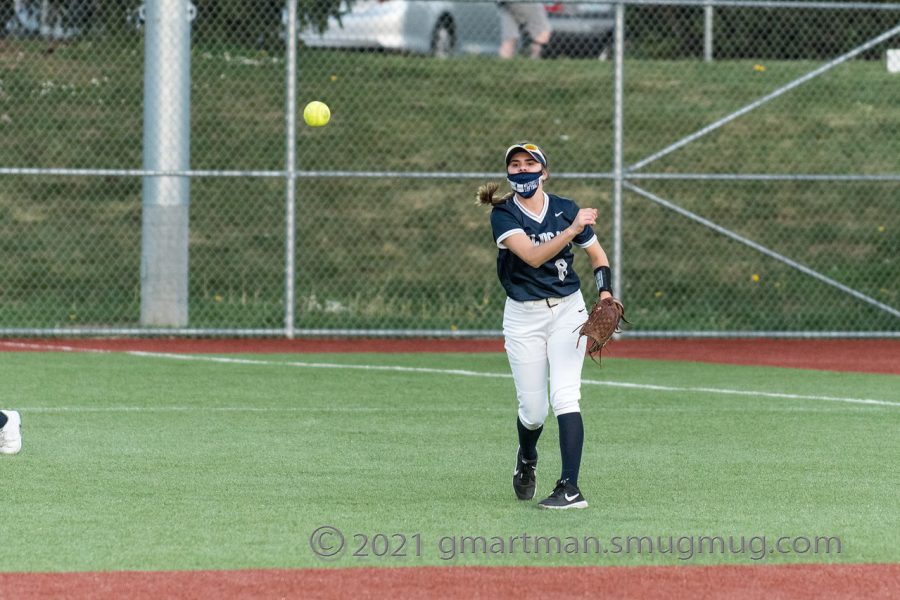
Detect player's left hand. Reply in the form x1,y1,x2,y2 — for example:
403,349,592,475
578,296,627,364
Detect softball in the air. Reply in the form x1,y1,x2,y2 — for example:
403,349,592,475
303,101,331,127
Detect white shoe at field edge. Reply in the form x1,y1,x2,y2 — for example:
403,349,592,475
0,410,22,455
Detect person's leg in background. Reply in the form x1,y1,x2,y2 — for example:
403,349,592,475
502,3,552,59
498,3,522,59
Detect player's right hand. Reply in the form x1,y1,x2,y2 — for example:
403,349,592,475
569,208,598,234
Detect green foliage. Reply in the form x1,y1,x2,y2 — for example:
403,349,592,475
6,1,350,49
174,0,352,48
627,4,896,59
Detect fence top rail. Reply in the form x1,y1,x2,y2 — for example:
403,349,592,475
608,0,900,10
4,168,900,182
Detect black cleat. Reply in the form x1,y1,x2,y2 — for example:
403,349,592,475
538,478,588,510
513,447,537,501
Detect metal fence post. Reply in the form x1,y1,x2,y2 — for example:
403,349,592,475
284,0,298,339
612,2,625,301
140,0,193,326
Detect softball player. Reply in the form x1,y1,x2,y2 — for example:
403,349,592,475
478,142,613,509
0,410,22,455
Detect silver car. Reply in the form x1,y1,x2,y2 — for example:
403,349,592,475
299,1,614,59
543,2,615,59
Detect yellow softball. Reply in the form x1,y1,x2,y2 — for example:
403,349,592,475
303,101,331,127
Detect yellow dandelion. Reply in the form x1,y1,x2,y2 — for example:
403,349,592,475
214,294,224,303
450,324,458,331
330,75,338,82
877,225,886,232
751,274,761,282
654,291,663,298
753,64,766,72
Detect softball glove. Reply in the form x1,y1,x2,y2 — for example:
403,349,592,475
578,296,626,364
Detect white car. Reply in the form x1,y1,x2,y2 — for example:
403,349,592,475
298,1,614,59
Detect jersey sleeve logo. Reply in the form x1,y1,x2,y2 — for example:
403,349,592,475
533,230,563,246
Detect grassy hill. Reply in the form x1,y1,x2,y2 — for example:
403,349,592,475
0,38,897,331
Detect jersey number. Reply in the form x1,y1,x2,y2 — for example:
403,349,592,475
555,259,568,282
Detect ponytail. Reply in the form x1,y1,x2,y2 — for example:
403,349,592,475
476,182,513,207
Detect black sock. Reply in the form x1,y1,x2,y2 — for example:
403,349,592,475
0,412,7,428
516,417,542,461
558,412,584,487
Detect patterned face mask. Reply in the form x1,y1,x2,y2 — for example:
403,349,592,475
507,171,543,198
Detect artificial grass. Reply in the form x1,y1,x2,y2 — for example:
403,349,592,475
0,350,897,570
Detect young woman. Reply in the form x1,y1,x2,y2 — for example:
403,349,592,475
478,142,613,509
0,410,22,455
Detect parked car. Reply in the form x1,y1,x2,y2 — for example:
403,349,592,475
543,2,614,59
298,1,614,59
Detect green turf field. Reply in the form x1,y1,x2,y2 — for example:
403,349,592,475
1,350,897,572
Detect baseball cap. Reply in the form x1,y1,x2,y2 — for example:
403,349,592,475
505,142,547,167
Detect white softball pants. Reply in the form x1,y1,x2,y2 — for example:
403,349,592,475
502,291,587,430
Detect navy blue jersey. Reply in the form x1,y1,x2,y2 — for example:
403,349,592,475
490,193,597,301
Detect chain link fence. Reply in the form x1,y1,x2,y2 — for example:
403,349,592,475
0,0,897,337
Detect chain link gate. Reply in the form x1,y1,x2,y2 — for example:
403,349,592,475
0,0,897,337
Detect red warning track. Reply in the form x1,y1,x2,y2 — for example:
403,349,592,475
0,563,897,600
1,338,898,374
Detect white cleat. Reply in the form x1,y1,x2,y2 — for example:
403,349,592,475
0,410,22,455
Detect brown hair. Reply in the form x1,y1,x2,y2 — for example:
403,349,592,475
476,182,513,207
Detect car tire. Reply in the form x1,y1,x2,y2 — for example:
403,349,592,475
591,32,614,61
430,16,455,58
546,33,611,60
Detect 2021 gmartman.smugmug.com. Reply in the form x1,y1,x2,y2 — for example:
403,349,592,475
308,526,843,561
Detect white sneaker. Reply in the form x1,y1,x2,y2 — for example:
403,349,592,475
0,410,22,455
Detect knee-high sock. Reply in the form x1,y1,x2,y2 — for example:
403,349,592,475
516,417,542,461
558,412,584,487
